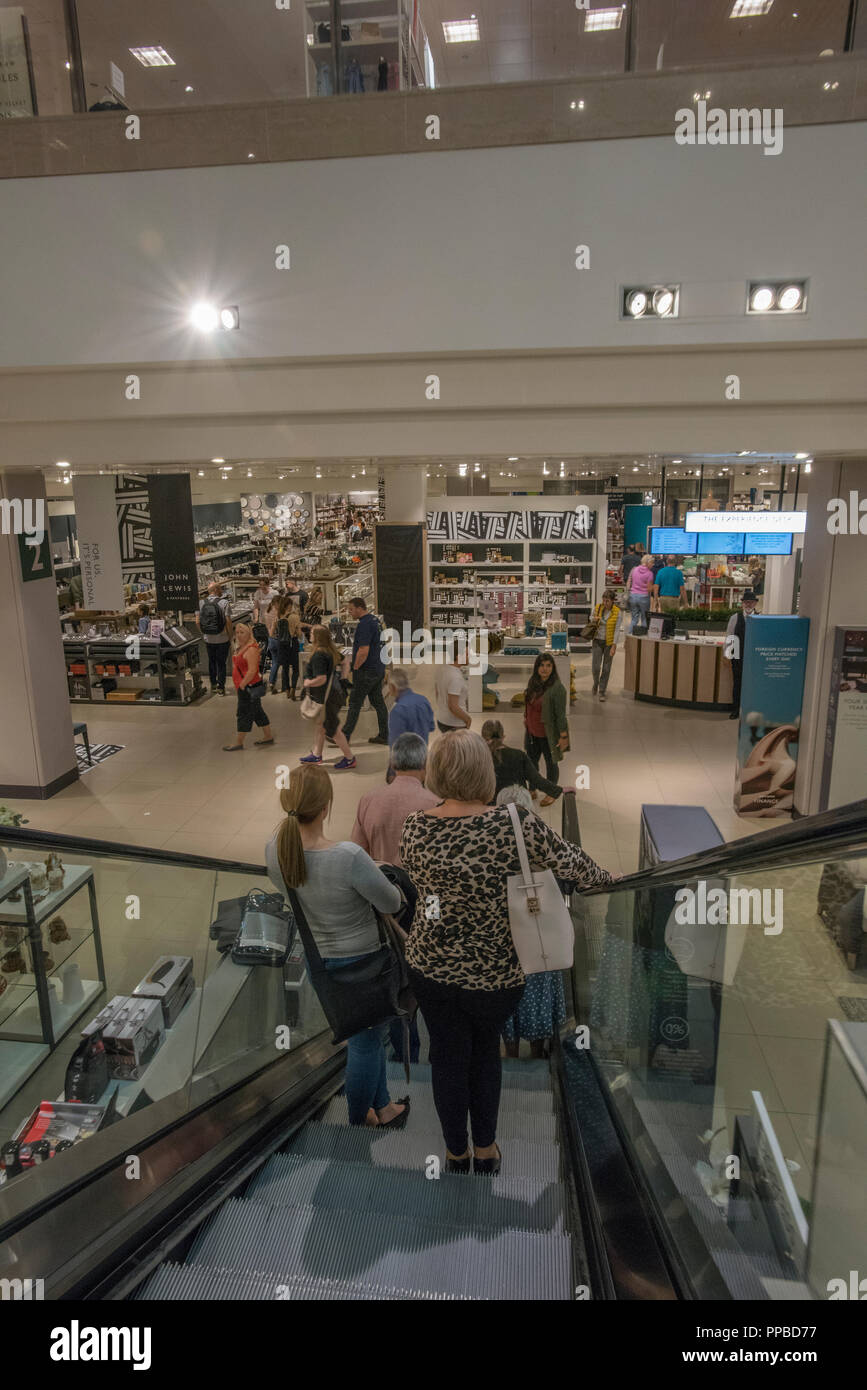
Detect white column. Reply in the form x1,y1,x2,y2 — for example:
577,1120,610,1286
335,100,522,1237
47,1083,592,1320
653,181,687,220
794,459,867,815
0,472,78,799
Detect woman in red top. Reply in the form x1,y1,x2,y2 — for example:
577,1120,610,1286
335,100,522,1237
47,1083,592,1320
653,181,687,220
522,654,569,799
223,622,274,752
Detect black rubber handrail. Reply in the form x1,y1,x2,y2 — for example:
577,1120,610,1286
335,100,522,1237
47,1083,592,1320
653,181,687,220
581,796,867,896
0,825,266,875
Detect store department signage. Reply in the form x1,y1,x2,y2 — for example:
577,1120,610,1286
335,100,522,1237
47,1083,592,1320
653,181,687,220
684,511,806,533
819,627,867,811
426,508,595,542
148,475,199,610
0,8,35,120
734,615,809,819
73,475,125,610
116,474,154,587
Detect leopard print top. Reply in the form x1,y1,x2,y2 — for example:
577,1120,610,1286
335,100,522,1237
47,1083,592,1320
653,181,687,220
400,805,613,990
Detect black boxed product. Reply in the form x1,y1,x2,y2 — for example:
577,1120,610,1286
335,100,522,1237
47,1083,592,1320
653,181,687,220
102,996,165,1080
132,955,195,1027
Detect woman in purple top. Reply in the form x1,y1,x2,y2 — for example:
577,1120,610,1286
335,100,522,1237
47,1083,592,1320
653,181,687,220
625,553,655,634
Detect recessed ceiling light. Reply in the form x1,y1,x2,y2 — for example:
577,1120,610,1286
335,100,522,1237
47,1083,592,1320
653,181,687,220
508,457,518,462
185,85,194,92
794,452,809,459
584,7,624,33
197,470,204,476
749,286,775,312
442,18,480,43
729,1,774,17
222,465,233,471
129,46,175,67
55,460,70,467
211,458,225,464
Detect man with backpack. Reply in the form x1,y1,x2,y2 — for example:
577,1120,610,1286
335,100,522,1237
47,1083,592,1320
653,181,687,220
197,581,233,696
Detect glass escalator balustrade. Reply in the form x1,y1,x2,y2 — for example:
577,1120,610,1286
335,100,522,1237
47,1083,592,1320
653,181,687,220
0,831,327,1197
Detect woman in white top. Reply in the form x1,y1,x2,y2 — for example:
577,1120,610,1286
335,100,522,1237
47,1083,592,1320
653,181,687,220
434,659,471,734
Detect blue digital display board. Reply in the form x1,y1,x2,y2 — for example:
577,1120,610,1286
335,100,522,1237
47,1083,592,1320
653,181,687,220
649,527,697,555
696,532,744,555
744,532,793,555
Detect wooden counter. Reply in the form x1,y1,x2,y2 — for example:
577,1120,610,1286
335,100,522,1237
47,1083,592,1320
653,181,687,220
624,635,732,710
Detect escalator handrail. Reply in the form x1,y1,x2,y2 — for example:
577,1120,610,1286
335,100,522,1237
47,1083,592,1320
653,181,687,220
0,825,266,875
562,794,867,896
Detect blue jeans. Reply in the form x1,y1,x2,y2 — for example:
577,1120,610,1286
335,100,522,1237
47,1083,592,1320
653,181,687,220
628,592,650,633
323,954,391,1124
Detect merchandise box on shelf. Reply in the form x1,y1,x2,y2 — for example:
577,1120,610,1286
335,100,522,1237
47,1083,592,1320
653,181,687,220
81,995,166,1080
14,1100,106,1155
132,955,195,1028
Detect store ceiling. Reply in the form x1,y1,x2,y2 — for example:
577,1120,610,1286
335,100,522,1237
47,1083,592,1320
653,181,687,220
71,0,851,107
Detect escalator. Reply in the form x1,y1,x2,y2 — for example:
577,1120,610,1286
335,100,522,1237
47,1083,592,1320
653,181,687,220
1,796,864,1302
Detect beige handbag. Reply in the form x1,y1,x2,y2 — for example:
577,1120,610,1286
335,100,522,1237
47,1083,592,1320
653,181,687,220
505,802,575,975
300,664,334,722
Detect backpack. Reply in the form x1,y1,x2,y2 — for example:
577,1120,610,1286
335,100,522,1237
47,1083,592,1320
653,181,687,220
199,598,226,636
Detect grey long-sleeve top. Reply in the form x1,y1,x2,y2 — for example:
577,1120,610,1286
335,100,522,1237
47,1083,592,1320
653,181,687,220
266,835,401,959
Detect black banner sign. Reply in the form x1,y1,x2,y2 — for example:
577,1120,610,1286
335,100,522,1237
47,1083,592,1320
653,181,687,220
147,475,199,611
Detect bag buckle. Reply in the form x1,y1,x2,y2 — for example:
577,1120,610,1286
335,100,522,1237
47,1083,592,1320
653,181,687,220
524,884,541,915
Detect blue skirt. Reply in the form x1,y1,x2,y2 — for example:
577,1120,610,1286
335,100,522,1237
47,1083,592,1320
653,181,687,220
502,970,566,1042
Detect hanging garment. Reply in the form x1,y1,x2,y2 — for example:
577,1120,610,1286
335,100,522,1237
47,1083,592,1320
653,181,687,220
316,63,333,97
345,59,364,93
377,58,388,91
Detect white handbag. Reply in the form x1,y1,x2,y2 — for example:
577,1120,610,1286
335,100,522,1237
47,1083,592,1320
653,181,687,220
505,802,575,976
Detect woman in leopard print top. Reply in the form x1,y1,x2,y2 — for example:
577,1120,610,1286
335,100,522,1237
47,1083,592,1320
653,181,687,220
399,730,614,1176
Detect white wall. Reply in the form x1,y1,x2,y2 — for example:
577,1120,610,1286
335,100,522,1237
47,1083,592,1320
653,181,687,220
1,122,865,368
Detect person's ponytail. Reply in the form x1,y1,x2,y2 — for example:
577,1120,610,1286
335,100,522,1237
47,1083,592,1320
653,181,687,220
481,718,505,761
275,764,332,888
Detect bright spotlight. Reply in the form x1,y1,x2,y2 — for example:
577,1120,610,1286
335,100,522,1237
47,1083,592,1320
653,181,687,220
750,286,774,312
190,302,220,332
652,288,675,317
220,306,240,330
778,284,803,311
626,290,647,317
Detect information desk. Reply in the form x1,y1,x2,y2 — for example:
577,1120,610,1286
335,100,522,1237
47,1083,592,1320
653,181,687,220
623,635,733,711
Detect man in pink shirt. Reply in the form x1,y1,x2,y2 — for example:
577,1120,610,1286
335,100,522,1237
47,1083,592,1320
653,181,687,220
350,732,438,865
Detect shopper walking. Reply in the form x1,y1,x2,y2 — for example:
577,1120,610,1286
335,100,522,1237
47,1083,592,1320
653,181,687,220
495,784,568,1061
653,555,687,613
621,543,643,588
222,622,273,751
197,580,233,696
387,668,435,747
523,654,569,787
589,588,622,702
481,719,561,806
351,732,439,865
625,553,655,634
252,574,280,625
725,589,758,720
270,595,301,697
341,596,389,747
434,656,471,734
302,586,324,635
299,624,356,770
401,732,613,1174
267,764,408,1129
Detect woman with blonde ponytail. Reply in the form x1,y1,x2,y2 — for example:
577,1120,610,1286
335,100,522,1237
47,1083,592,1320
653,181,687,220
267,763,409,1129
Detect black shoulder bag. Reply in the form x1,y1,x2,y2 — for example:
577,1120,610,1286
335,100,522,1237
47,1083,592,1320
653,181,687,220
286,887,416,1078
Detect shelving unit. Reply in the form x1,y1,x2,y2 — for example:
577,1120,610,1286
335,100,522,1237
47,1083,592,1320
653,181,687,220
304,0,426,97
62,637,205,707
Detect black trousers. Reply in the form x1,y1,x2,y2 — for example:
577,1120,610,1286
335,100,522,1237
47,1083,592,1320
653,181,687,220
236,685,269,733
409,969,524,1153
206,641,229,690
525,731,559,785
342,668,388,739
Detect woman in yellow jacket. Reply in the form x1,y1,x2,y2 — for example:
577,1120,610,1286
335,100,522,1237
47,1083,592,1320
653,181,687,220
590,589,622,702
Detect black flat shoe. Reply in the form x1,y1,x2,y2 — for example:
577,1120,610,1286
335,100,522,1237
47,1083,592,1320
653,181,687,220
473,1144,501,1176
377,1096,410,1130
445,1154,471,1175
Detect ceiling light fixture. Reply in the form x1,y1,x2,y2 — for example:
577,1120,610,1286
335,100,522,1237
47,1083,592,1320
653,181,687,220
189,302,239,332
623,285,679,320
185,85,194,92
584,7,624,33
129,46,175,67
198,470,204,476
211,458,225,464
442,18,480,43
730,1,774,17
805,462,812,473
747,280,807,314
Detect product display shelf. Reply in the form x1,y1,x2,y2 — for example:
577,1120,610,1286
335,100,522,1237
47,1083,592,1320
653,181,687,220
467,649,572,714
0,861,106,1073
304,0,418,98
65,637,206,708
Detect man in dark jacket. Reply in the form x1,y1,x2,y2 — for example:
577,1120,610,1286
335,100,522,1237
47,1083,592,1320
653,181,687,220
725,590,758,719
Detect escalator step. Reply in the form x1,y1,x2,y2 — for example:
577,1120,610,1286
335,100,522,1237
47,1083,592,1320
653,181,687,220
285,1122,560,1181
315,1096,557,1144
387,1060,551,1091
372,1075,554,1114
187,1197,572,1300
249,1152,568,1233
136,1261,471,1301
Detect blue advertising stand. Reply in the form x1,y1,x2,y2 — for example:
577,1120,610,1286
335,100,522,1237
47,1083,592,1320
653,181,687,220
734,616,810,818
